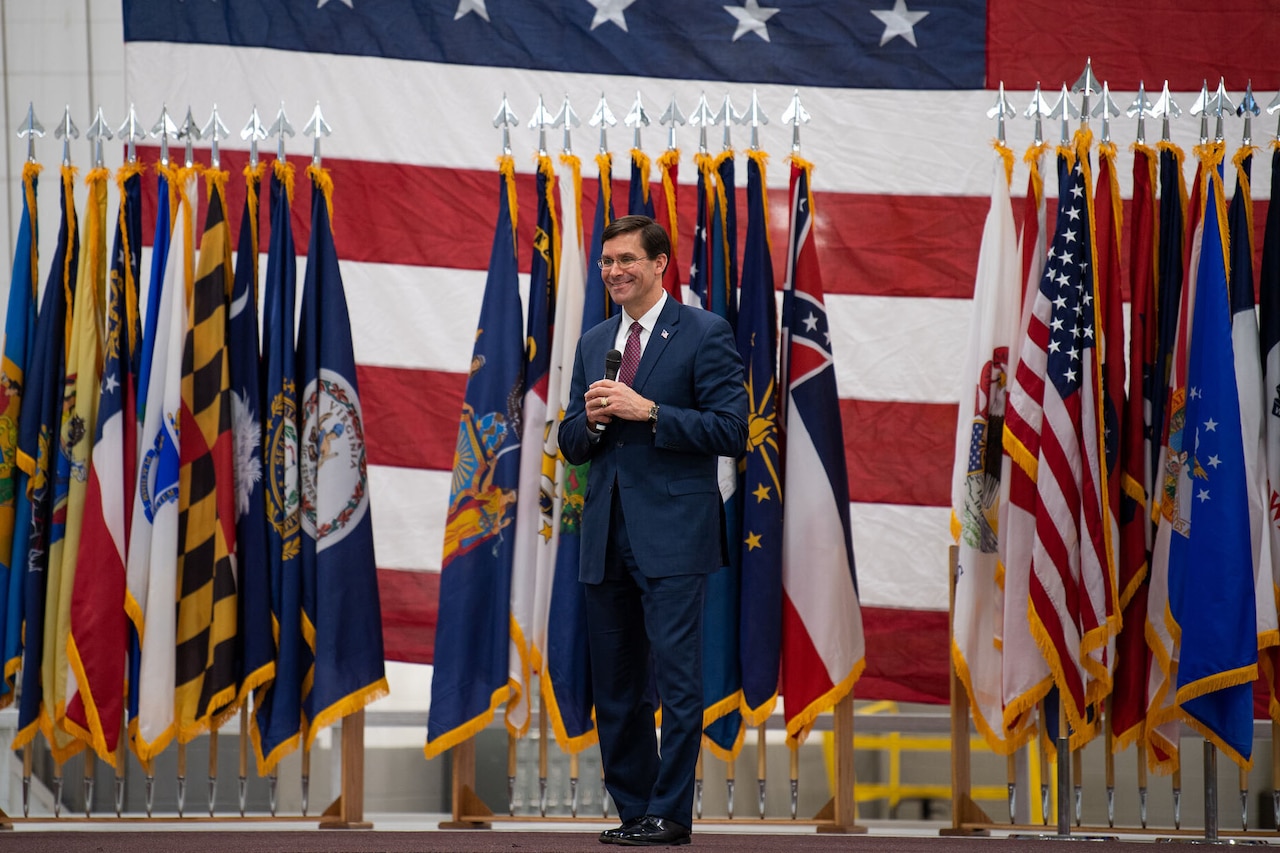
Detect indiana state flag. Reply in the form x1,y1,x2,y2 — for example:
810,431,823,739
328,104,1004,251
737,150,782,727
426,156,525,758
1169,150,1258,768
0,161,39,705
298,165,390,742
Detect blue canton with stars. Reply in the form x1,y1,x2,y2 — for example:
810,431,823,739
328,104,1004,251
1041,158,1095,403
122,0,985,90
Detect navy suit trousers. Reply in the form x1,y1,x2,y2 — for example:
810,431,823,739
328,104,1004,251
584,492,705,828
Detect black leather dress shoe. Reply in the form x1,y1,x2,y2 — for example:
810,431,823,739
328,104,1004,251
614,815,692,846
599,817,645,844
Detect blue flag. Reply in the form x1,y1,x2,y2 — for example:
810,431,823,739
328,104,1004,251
298,166,390,741
253,162,305,774
0,163,39,699
230,164,275,706
628,149,654,218
0,163,39,704
584,155,615,328
737,152,782,725
1170,156,1257,766
426,158,525,758
15,166,79,748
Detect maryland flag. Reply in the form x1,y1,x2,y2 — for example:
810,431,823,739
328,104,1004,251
15,165,79,752
297,165,389,744
0,162,39,705
175,168,240,741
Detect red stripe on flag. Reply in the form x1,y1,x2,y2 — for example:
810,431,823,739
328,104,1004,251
987,0,1280,92
378,568,440,664
135,147,988,299
842,398,954,507
358,365,464,471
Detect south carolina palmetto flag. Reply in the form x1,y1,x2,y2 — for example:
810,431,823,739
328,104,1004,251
778,156,864,745
950,144,1020,754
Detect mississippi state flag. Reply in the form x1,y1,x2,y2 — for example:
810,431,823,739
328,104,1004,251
778,157,864,745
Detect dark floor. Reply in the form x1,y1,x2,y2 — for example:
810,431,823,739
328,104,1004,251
0,824,1276,853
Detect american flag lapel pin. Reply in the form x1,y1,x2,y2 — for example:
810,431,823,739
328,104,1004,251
661,329,669,339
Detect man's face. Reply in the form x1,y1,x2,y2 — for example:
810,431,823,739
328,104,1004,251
600,231,665,316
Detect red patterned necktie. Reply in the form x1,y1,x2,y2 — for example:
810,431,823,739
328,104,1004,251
618,321,642,386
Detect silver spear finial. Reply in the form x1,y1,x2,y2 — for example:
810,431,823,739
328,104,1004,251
589,93,616,154
302,101,332,167
1092,81,1121,144
241,106,268,169
625,90,650,150
493,93,519,157
151,104,179,167
177,106,202,168
716,93,743,151
118,103,145,164
554,93,580,155
1152,81,1181,142
1071,57,1101,125
986,82,1016,146
1238,80,1260,146
780,89,810,153
87,106,113,168
1127,82,1154,145
1024,83,1053,146
690,92,717,155
1211,78,1235,143
55,104,79,166
268,102,295,162
743,89,769,151
1189,80,1211,144
660,96,685,151
1049,84,1081,144
528,94,555,157
203,104,230,169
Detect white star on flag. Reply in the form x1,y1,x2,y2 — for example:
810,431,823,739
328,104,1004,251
870,0,928,47
725,0,781,42
803,312,819,331
455,0,489,21
587,0,637,31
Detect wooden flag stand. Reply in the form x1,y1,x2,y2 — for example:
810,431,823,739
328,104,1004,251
318,710,373,829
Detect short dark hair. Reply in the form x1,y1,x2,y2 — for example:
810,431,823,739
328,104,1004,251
602,214,670,260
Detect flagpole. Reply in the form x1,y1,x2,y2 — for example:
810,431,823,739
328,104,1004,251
757,724,768,819
208,729,218,816
82,750,95,817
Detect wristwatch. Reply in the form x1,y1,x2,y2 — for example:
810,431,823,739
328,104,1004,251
647,403,659,432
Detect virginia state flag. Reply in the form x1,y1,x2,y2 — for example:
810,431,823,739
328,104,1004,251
737,150,782,727
298,165,389,743
15,165,79,751
1169,149,1257,768
0,162,39,705
253,161,305,774
65,161,144,761
230,163,275,706
778,157,864,744
426,157,525,758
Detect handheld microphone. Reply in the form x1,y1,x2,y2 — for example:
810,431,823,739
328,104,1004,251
595,349,623,433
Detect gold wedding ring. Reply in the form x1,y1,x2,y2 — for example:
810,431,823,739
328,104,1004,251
602,397,609,408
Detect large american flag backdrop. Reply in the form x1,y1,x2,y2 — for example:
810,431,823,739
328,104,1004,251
114,0,1280,706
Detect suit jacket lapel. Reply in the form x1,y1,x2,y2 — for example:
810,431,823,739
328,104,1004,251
631,298,681,391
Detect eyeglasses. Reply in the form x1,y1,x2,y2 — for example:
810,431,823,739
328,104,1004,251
597,255,651,270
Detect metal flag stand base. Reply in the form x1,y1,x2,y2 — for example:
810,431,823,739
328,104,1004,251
1009,732,1118,842
1154,744,1270,846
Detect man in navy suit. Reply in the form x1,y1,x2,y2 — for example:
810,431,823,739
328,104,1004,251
559,215,747,846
